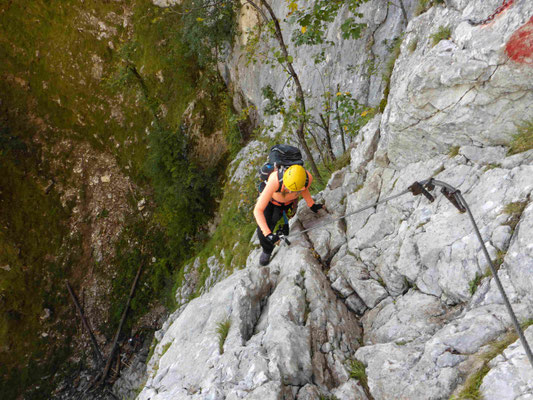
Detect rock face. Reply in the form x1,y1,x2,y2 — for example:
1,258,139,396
381,0,533,168
140,0,533,399
139,243,366,399
225,0,418,151
480,326,533,400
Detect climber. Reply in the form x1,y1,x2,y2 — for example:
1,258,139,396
254,164,325,266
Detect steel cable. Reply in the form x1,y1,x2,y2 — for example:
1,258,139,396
457,191,533,369
288,188,410,238
281,177,533,369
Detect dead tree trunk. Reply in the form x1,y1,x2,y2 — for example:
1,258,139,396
335,85,347,153
319,113,336,162
66,282,103,365
98,261,143,386
308,126,327,165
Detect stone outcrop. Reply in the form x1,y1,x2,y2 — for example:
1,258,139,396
479,326,533,400
224,0,418,152
381,0,533,168
139,241,366,399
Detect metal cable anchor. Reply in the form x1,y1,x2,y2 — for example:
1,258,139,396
409,181,435,202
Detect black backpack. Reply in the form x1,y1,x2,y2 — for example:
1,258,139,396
258,144,305,193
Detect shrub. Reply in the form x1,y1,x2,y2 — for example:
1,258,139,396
349,359,368,387
380,35,404,111
493,250,506,270
448,145,460,157
348,358,372,397
508,120,533,155
430,26,451,46
179,0,238,68
216,318,231,354
309,150,352,195
415,0,446,16
455,327,530,399
408,37,418,53
290,0,369,46
469,273,483,296
503,201,527,232
161,342,172,356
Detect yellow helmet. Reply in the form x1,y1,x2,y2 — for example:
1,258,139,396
283,165,307,192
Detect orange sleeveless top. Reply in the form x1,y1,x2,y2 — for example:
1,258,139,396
253,170,315,236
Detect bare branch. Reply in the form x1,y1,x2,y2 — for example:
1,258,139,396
66,282,103,365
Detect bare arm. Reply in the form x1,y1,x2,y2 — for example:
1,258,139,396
301,172,315,207
253,173,278,236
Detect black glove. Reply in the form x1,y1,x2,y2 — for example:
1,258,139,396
275,224,289,237
310,203,324,213
266,233,280,245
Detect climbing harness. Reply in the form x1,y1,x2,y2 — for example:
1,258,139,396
279,177,533,369
468,0,514,26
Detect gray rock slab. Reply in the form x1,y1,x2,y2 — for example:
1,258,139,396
361,290,446,345
480,326,533,400
382,1,533,168
329,254,388,310
506,203,533,306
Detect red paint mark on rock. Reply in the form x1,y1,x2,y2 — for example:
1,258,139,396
497,0,515,18
505,16,533,64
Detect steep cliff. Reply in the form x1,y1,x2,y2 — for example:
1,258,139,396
138,0,533,399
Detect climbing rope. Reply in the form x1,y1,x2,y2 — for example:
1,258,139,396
282,177,533,369
468,0,514,26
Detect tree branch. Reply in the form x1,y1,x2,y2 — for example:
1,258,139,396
256,0,322,180
66,282,103,366
167,0,232,16
98,260,144,386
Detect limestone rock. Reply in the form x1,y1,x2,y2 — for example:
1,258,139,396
229,140,267,185
136,1,533,399
329,254,388,310
138,235,363,399
506,202,533,307
223,0,417,155
480,326,533,400
383,1,533,168
459,145,507,166
350,114,382,175
361,290,446,345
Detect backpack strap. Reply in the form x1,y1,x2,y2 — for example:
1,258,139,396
276,168,284,192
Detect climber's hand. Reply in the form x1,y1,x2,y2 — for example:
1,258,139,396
266,233,280,246
311,203,327,213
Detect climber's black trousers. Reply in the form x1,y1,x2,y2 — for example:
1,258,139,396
257,201,295,255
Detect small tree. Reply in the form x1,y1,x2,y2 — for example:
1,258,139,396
243,0,322,179
177,0,371,180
